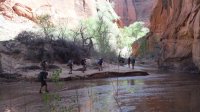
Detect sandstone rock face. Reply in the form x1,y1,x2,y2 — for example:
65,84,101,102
133,0,157,26
0,0,14,19
12,3,36,22
0,0,97,25
150,0,200,72
0,0,97,40
111,0,157,26
111,0,136,26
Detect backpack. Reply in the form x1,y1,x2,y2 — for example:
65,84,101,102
67,60,73,66
81,59,86,65
38,72,42,81
98,59,103,65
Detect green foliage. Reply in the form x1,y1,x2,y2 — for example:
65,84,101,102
42,93,61,104
74,1,120,60
93,1,119,56
94,18,111,55
138,37,148,56
51,69,62,82
117,22,149,57
30,1,149,62
74,5,149,59
37,14,55,38
42,69,76,112
96,1,119,20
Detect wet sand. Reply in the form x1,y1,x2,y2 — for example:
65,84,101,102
0,69,200,112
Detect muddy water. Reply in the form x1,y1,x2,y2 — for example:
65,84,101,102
1,71,200,112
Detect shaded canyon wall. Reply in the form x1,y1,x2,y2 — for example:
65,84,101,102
111,0,157,26
149,0,200,72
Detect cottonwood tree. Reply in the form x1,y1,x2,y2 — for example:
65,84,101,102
94,15,112,56
70,22,94,56
37,14,55,40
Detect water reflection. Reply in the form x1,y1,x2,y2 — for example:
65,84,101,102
0,73,200,112
4,108,12,112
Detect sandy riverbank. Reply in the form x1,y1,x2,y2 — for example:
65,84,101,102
0,63,149,82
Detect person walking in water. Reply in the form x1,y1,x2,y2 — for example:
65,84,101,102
67,59,73,74
128,57,131,68
39,69,49,93
98,58,103,71
131,57,135,69
81,58,86,73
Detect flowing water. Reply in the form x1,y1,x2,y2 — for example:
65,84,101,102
0,70,200,112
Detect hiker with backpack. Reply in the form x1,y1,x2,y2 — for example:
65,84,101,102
40,60,48,70
38,69,49,93
128,57,131,68
97,58,103,71
67,59,73,74
131,56,136,69
81,58,86,73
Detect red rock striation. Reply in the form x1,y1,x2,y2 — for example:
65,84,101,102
0,0,97,26
110,0,157,26
133,0,157,27
149,0,200,72
111,0,137,26
12,3,36,22
1,0,157,27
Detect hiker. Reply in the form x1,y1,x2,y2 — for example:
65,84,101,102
128,57,131,68
97,58,103,71
118,57,125,64
39,69,49,93
81,58,86,73
40,60,48,70
67,59,73,74
131,57,135,69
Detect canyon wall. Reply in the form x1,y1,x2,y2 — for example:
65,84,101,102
0,0,97,24
149,0,200,72
111,0,136,26
0,0,97,40
0,0,158,41
133,0,157,26
111,0,157,26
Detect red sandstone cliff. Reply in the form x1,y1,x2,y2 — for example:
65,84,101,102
149,0,200,72
0,0,97,40
0,0,97,25
111,0,157,26
112,0,136,26
0,0,157,27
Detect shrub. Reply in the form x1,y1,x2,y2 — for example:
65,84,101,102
15,31,40,45
15,31,88,63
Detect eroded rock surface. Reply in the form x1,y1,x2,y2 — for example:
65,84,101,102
0,0,97,25
111,0,157,26
12,3,36,22
0,0,98,40
149,0,200,72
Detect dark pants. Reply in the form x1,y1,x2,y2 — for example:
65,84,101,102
69,66,72,74
40,81,48,93
98,64,103,71
82,65,86,73
128,63,131,68
131,59,135,69
41,81,47,87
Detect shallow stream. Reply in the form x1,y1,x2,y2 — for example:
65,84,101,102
0,69,200,112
